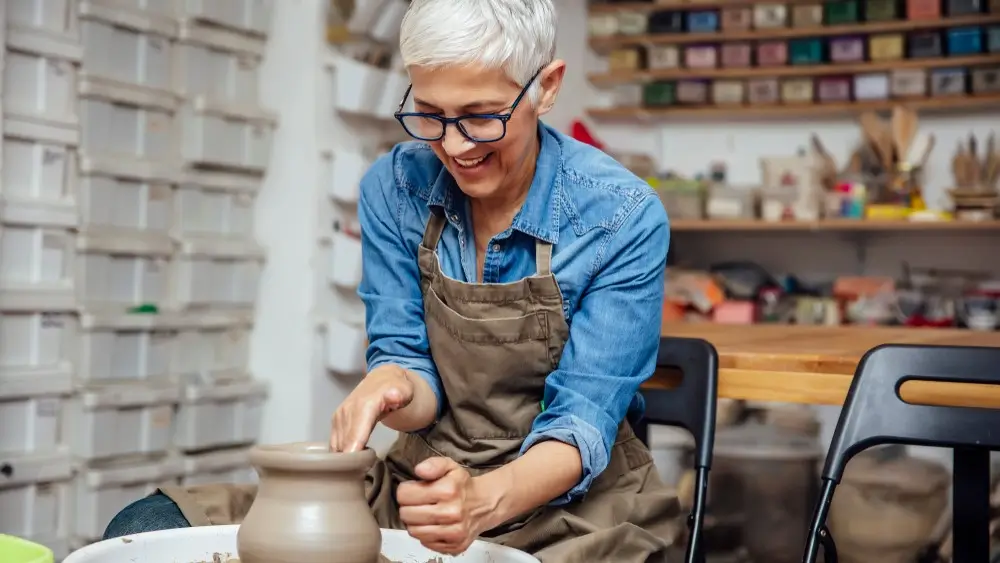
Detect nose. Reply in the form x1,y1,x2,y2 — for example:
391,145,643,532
441,122,475,157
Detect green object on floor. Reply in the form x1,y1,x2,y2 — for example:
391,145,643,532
0,535,53,563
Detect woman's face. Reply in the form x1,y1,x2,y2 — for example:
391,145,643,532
407,62,564,201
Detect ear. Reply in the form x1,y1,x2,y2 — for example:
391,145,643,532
536,59,566,117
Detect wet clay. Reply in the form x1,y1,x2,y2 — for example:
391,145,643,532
236,443,381,563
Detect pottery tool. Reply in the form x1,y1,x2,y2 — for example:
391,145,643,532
891,106,918,165
904,133,934,169
859,111,893,171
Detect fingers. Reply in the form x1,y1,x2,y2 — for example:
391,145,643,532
398,502,462,526
406,525,473,555
397,476,459,506
330,395,382,452
413,456,459,480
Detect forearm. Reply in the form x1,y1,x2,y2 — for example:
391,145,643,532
378,364,439,432
476,440,583,530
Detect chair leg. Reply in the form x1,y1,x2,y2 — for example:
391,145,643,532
818,525,838,563
684,467,709,563
952,447,991,563
804,479,838,563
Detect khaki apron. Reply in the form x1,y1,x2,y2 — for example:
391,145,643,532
161,211,680,562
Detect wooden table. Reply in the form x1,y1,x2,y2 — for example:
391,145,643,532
650,323,1000,408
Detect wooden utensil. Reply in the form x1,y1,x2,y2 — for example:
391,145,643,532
891,106,918,165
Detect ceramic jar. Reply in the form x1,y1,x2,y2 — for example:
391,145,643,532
237,443,381,563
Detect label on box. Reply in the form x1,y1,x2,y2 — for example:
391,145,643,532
37,398,60,417
41,314,64,329
151,406,172,429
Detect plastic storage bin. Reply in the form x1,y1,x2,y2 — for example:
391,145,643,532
173,317,252,383
77,174,172,248
74,312,181,385
78,77,177,164
179,446,256,486
65,383,178,460
173,170,259,241
3,27,82,130
178,98,276,172
7,0,79,37
177,0,273,37
324,318,368,375
170,240,264,310
74,238,172,311
323,149,369,204
0,451,73,558
173,380,268,451
0,395,66,456
0,225,76,311
73,457,183,541
78,1,177,95
174,20,265,106
0,311,75,393
328,229,363,289
328,55,390,117
1,117,79,227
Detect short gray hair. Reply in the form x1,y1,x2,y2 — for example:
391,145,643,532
399,0,557,104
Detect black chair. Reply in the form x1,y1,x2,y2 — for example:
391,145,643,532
803,344,1000,563
635,336,719,563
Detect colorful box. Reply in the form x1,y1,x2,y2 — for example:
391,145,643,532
930,68,968,95
869,33,905,60
830,36,866,62
947,27,984,55
826,0,861,23
789,38,824,64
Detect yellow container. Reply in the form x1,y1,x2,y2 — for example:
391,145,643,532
866,204,911,220
0,535,53,563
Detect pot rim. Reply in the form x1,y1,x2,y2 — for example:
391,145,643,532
250,442,377,472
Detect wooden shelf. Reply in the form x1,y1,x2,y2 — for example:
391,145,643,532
586,93,1000,121
670,218,1000,231
590,0,821,13
590,15,1000,50
590,54,1000,84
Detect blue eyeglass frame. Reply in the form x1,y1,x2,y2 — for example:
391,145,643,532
393,67,544,143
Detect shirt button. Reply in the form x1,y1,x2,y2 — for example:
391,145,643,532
450,214,459,222
492,244,500,252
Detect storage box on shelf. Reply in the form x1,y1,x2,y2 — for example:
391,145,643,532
0,451,74,559
170,238,264,311
174,169,259,242
64,382,179,462
177,444,255,486
71,456,182,543
0,312,74,558
177,0,273,38
174,378,268,452
0,213,78,311
79,0,178,97
327,53,409,119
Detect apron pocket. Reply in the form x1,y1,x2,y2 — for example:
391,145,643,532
425,286,549,344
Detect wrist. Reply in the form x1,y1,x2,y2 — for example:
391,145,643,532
471,470,513,532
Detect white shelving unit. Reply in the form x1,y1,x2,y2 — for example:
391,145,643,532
1,0,276,556
315,3,409,453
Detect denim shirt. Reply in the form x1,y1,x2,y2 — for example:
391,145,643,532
358,122,670,503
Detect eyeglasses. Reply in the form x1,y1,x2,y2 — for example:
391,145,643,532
393,68,543,144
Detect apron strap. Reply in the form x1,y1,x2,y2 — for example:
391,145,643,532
421,209,448,251
535,240,553,276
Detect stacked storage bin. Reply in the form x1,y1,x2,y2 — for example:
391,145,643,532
1,0,275,554
1,1,82,558
71,0,185,545
169,0,273,489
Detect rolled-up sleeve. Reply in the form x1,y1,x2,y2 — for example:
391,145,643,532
357,153,445,422
519,194,670,504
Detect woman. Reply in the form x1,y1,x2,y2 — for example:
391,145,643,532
104,0,677,560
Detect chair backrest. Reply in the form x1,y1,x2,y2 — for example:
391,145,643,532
822,343,1000,481
641,336,719,470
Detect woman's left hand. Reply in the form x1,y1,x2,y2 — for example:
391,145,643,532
397,457,496,555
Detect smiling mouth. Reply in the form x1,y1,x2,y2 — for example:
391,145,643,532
454,153,493,168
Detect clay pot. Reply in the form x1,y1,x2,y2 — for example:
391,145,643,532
237,443,381,563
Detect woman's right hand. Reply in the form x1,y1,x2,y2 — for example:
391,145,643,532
330,364,415,452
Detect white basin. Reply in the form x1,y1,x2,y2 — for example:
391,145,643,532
63,525,540,563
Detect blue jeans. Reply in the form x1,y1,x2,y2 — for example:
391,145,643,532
102,492,192,539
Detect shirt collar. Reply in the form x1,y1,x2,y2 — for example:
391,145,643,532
427,122,563,244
